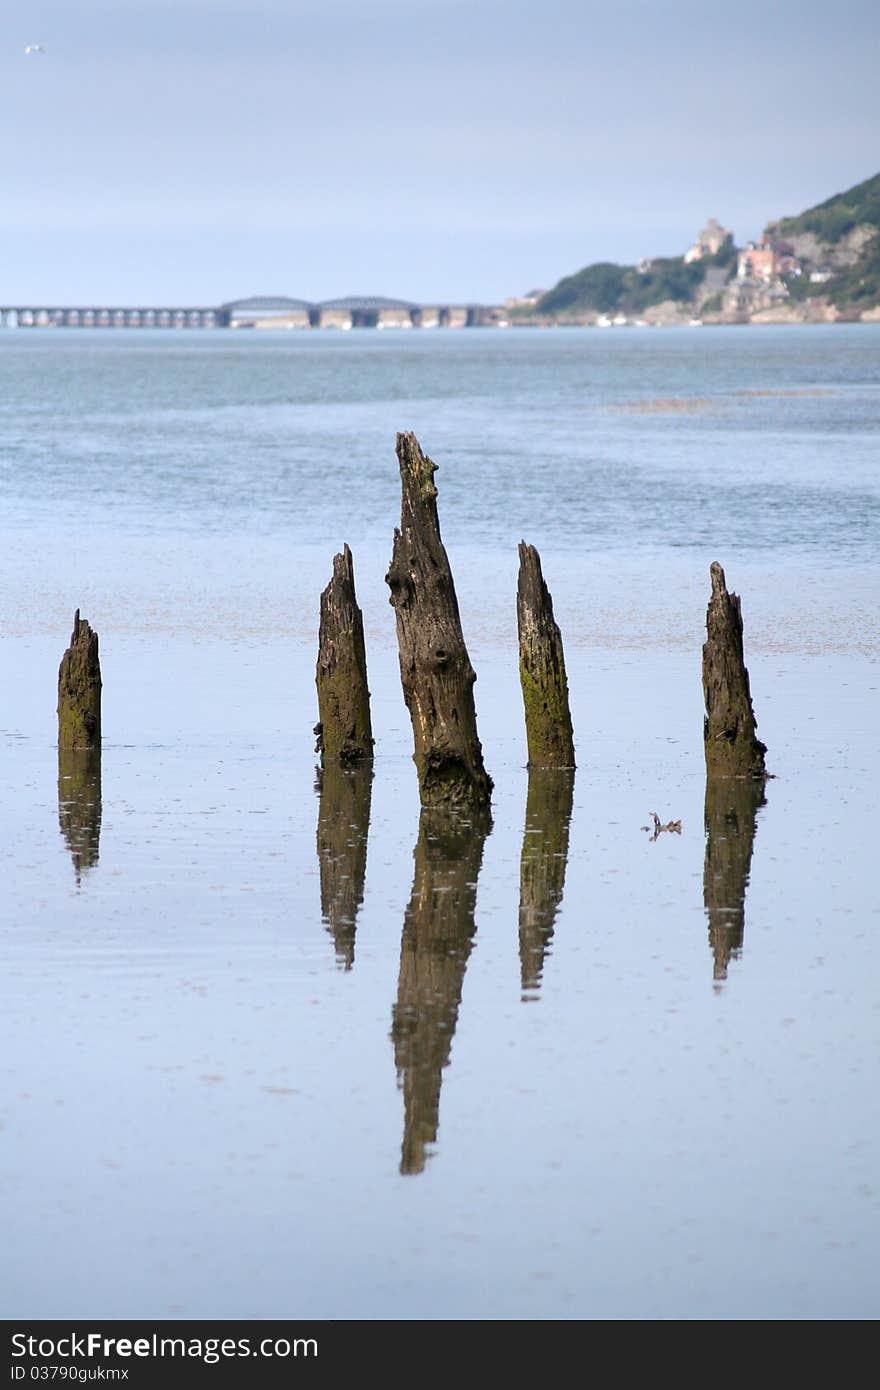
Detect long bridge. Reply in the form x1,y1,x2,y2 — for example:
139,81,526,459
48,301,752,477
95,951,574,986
0,295,504,331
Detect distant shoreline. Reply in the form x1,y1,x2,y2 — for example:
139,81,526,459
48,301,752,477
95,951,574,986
2,315,878,335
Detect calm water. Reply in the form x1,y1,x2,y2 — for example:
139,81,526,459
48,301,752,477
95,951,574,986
1,326,878,1319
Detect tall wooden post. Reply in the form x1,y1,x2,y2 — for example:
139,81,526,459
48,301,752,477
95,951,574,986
386,432,492,808
517,542,575,769
57,610,101,750
702,562,767,778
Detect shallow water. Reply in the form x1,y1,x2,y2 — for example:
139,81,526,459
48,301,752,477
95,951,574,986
1,326,879,1319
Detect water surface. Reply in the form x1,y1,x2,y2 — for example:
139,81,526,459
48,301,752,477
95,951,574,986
1,326,878,1319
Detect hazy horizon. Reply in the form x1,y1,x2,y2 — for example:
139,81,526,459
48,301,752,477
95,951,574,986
3,0,878,303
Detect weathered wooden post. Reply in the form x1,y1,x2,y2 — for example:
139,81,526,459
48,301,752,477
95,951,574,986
386,432,492,808
519,767,575,998
58,609,101,750
315,762,373,970
315,544,374,764
391,806,491,1175
702,562,767,778
517,542,575,769
703,775,765,984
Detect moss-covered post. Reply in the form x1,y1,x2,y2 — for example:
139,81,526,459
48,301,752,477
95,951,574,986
315,544,374,765
517,542,575,769
386,432,492,808
58,609,101,750
702,562,767,779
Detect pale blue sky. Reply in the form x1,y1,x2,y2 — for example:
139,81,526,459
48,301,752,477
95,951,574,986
3,0,878,302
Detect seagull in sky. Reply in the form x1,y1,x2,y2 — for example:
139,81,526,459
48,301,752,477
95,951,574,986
24,44,46,56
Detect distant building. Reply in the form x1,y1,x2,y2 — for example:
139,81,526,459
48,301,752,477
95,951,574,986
737,236,799,281
505,289,545,310
737,241,775,280
684,218,731,263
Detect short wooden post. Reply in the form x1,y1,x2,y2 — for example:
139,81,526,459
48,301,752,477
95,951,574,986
315,544,374,764
386,432,492,808
57,609,101,750
702,562,767,778
517,542,575,768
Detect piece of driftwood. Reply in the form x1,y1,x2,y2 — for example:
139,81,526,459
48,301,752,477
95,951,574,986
703,775,765,984
386,432,492,808
517,542,575,769
315,761,373,970
391,806,491,1175
315,544,373,764
702,562,767,778
57,610,101,750
519,768,575,998
58,747,102,885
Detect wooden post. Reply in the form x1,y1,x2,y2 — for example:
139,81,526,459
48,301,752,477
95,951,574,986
517,542,575,769
391,807,491,1175
315,544,374,764
57,609,101,750
386,432,492,808
519,768,575,997
703,775,765,984
702,562,767,778
316,762,373,970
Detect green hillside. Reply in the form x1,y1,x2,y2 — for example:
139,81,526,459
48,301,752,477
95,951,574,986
785,235,880,311
534,172,880,320
774,172,880,243
773,172,880,311
537,243,732,317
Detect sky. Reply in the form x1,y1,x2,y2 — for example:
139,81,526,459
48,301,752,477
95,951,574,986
2,0,878,303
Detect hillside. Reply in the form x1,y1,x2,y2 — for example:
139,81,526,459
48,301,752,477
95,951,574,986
536,245,732,320
773,172,880,246
769,172,880,312
532,172,880,323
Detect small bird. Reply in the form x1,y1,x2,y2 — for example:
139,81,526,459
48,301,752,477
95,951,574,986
641,811,682,841
24,44,46,56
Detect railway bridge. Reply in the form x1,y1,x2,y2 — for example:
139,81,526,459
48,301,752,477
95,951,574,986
0,295,500,330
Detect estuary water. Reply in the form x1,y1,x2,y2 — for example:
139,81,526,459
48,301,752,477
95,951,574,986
1,325,878,1320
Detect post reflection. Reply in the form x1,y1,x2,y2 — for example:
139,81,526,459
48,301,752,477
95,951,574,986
57,747,102,885
703,776,766,986
315,762,373,970
519,768,575,999
391,807,491,1176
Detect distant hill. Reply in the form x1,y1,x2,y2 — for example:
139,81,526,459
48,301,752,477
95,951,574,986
532,172,880,323
769,172,880,312
537,247,732,318
773,172,880,244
